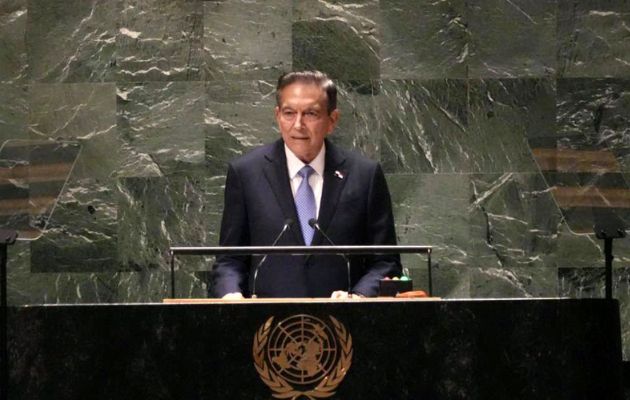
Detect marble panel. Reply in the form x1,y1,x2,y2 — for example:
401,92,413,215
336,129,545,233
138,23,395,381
8,267,208,305
116,0,204,82
469,173,563,269
292,0,379,80
558,0,630,78
5,241,30,304
203,0,292,80
204,79,278,171
615,282,630,361
555,223,606,267
328,80,381,159
25,0,116,82
0,0,27,83
27,83,119,180
0,141,82,240
113,142,164,178
28,83,116,138
556,78,630,170
380,0,468,79
30,178,117,273
0,83,27,143
549,79,630,242
7,228,210,305
468,79,554,173
555,220,630,270
467,0,557,78
113,269,209,301
117,174,223,272
117,81,205,177
420,265,470,299
558,267,629,298
470,266,559,298
388,173,471,298
0,175,32,237
379,79,469,173
542,171,630,236
11,271,122,305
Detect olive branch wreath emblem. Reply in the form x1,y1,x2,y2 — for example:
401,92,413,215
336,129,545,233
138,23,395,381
253,315,353,400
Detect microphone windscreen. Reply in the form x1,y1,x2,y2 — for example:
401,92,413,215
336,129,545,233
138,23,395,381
308,218,317,228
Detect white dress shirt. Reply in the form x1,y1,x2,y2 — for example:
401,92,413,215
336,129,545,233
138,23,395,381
285,143,325,218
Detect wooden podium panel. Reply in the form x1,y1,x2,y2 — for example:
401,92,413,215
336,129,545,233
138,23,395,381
7,298,623,400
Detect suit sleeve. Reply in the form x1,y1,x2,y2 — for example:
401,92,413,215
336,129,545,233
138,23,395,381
212,163,251,297
352,163,402,296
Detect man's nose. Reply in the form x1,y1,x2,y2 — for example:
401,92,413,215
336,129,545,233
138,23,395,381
294,113,303,129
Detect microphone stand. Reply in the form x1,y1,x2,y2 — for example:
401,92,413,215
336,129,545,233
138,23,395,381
595,228,625,300
0,229,17,400
309,219,352,294
251,220,293,298
593,209,626,300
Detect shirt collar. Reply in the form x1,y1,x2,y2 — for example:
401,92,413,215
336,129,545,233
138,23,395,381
285,142,326,179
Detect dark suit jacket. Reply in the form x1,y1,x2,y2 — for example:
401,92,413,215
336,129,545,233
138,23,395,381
212,138,401,297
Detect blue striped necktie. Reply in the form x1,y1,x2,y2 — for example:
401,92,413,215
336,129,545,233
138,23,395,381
295,165,316,245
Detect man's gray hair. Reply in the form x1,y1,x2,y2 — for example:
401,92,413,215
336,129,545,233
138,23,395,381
276,70,337,114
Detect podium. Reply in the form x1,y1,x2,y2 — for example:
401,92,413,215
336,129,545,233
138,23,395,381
7,298,623,399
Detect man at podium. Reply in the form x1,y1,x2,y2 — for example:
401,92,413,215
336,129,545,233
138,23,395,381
212,70,401,299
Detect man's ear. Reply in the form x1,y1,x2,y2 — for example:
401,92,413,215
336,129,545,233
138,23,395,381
328,109,340,133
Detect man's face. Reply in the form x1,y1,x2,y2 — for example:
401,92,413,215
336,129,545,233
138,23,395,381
275,82,339,163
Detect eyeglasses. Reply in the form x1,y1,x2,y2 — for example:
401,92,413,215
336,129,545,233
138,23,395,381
279,109,324,123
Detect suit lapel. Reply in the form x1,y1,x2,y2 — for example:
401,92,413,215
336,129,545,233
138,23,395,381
262,140,304,244
313,140,347,245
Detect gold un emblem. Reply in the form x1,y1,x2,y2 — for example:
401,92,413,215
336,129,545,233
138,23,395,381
253,314,353,400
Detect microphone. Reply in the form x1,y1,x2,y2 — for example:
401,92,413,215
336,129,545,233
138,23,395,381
251,218,293,298
308,218,351,294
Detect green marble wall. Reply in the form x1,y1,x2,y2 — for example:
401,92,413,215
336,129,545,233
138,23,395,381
1,0,630,355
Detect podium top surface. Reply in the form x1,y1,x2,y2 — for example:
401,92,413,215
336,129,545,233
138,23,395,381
17,296,610,308
169,245,432,255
